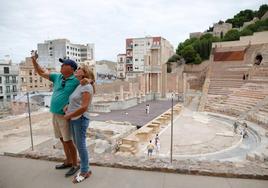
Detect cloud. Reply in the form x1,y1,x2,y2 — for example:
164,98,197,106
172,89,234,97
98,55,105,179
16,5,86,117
0,0,266,63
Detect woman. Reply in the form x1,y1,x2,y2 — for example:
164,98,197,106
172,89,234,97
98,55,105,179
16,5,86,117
64,63,95,183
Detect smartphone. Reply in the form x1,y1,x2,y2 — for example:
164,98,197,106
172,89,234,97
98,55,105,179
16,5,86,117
31,50,38,59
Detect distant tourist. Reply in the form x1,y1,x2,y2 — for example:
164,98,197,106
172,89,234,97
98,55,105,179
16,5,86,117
154,134,160,154
147,140,154,158
233,121,239,134
64,63,95,183
146,104,150,114
241,122,249,138
31,52,90,178
154,134,160,146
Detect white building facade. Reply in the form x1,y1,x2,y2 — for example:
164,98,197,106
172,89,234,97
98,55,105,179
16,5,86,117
0,58,19,101
37,39,95,70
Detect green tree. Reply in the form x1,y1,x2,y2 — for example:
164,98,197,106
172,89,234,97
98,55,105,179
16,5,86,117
167,54,181,63
226,9,255,28
176,38,197,55
194,54,202,64
240,28,253,36
181,45,198,64
223,29,240,41
256,4,268,18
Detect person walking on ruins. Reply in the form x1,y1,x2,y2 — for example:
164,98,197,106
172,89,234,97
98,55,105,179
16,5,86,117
154,134,160,154
241,122,249,138
64,63,95,183
233,121,239,134
147,140,154,159
31,52,89,177
146,104,150,114
154,134,160,146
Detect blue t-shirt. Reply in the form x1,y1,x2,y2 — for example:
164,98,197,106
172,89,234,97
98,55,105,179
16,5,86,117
49,73,79,115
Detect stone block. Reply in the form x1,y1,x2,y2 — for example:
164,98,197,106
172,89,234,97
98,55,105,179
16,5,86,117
254,152,265,162
262,151,268,161
246,153,255,161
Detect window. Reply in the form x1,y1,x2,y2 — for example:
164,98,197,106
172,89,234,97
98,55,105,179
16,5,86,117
29,77,32,83
0,77,2,84
29,70,32,75
49,47,53,50
12,76,16,83
12,85,17,92
4,67,9,74
5,76,10,83
135,59,138,61
6,86,10,93
134,44,138,46
67,46,69,49
0,86,2,93
40,77,42,82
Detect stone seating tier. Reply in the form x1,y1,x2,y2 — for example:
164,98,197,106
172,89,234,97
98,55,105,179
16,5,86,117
147,124,160,133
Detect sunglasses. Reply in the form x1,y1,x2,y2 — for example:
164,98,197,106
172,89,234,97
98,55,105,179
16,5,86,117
61,78,66,88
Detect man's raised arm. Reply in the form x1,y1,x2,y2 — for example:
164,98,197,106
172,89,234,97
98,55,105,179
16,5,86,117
31,57,50,80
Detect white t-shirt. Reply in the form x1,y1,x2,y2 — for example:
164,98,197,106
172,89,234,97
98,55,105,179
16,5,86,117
67,84,93,119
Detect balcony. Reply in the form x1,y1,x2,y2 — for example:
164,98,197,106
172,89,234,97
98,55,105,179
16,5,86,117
126,60,133,64
126,45,133,50
144,65,162,73
151,44,160,49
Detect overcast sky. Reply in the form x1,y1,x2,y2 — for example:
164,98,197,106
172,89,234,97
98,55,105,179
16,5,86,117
0,0,266,63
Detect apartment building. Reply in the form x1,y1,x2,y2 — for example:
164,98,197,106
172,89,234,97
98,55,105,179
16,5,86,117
37,39,95,70
19,57,54,92
0,58,19,101
119,36,174,97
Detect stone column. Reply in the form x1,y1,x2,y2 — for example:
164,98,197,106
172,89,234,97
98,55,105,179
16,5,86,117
129,83,133,98
120,85,124,101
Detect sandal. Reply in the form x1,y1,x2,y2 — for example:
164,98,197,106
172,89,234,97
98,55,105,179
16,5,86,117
72,171,92,184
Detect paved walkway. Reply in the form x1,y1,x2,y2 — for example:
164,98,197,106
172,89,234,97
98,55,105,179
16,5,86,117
1,156,267,188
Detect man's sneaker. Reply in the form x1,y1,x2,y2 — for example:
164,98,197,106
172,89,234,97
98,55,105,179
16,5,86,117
55,163,72,169
65,166,80,177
